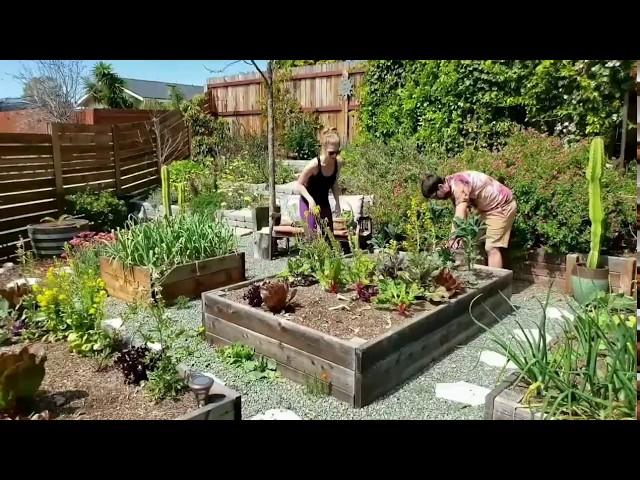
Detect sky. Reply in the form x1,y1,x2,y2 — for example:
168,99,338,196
0,60,267,98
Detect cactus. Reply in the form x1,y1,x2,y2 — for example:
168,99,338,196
177,182,185,213
161,165,171,218
586,137,604,269
0,345,46,412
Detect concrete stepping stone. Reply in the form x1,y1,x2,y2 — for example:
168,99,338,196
250,408,301,420
435,381,490,407
479,350,517,370
513,328,553,345
546,306,573,321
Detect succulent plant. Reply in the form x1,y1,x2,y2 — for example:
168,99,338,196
260,281,297,314
0,345,47,413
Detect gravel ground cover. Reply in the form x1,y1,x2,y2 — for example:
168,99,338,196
106,237,571,420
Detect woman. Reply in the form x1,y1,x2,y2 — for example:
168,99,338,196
295,128,342,234
421,171,517,269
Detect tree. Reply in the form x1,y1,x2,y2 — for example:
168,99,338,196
84,61,134,109
207,60,276,258
146,109,189,169
14,60,85,122
168,85,186,110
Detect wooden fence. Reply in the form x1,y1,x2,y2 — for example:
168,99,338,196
0,110,189,260
206,61,366,144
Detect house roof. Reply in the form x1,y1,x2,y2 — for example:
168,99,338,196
122,78,203,101
0,97,33,112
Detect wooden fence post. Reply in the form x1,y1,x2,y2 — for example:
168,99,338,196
50,123,65,214
341,69,349,145
111,124,122,195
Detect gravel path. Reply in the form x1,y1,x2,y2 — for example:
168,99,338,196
105,240,572,419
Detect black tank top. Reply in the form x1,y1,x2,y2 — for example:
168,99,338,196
303,157,338,207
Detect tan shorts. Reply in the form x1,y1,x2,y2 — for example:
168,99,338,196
482,200,517,250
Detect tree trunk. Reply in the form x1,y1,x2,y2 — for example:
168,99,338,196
267,60,276,260
615,89,629,170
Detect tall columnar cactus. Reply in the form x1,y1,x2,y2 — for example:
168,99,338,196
586,137,604,269
177,183,185,212
161,165,171,218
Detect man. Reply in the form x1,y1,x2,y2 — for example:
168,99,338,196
421,171,517,269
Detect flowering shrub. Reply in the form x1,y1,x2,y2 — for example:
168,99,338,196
28,263,112,356
68,231,115,250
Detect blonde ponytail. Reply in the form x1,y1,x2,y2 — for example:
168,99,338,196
320,128,341,156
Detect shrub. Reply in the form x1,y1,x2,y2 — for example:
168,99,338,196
27,258,111,356
167,160,208,186
359,60,632,156
281,113,321,159
180,94,231,161
341,137,452,246
342,131,635,255
66,190,128,232
442,130,635,254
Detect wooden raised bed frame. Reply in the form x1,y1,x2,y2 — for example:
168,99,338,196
485,372,544,420
202,265,513,407
100,253,245,304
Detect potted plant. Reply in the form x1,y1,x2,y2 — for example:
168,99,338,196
569,137,609,303
27,215,90,258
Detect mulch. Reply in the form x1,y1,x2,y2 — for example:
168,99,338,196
2,342,196,420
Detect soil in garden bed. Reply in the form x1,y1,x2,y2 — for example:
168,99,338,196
227,269,497,341
2,342,196,420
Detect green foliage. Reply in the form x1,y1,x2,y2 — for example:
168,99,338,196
586,138,604,269
167,85,186,111
399,251,443,286
359,60,632,156
27,254,111,355
168,160,208,187
174,296,190,310
218,343,278,381
341,137,452,247
281,113,321,159
161,165,171,218
452,214,486,270
443,130,635,254
0,346,46,413
103,214,237,277
304,373,331,397
316,257,346,293
84,61,133,109
374,278,423,315
180,94,231,161
273,60,341,70
347,250,377,286
129,298,189,402
66,190,128,232
477,290,636,419
402,195,437,253
189,190,222,217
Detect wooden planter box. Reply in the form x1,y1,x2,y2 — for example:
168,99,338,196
485,372,544,420
565,254,637,297
100,253,245,304
202,265,513,407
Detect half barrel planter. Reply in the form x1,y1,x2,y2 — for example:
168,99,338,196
27,219,90,258
100,252,245,305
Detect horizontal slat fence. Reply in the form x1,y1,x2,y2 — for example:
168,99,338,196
0,111,189,260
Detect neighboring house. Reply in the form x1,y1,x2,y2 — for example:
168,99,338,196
0,97,50,134
76,78,204,109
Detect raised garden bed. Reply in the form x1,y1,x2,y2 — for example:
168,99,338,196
202,265,513,407
484,371,544,420
100,253,245,305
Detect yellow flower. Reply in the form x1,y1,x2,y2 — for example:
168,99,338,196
89,308,96,315
625,315,636,329
58,294,66,301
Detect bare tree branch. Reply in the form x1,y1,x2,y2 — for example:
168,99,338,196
250,60,269,85
13,60,86,123
204,60,244,75
147,110,188,168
